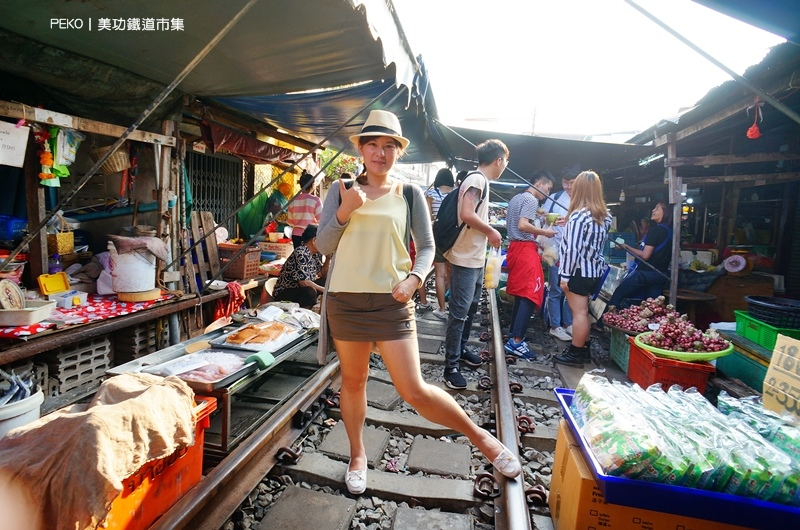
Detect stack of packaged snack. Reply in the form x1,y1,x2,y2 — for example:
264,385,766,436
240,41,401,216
569,375,800,506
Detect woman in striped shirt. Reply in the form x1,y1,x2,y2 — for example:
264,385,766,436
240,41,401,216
554,171,612,368
417,168,455,318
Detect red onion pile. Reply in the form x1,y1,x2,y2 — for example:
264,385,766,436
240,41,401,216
639,317,730,353
603,296,730,353
602,296,676,333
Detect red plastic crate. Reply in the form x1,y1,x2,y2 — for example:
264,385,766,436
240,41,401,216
103,396,217,530
626,336,715,393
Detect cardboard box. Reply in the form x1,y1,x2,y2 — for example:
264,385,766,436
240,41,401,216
549,420,750,530
763,334,800,422
258,241,293,259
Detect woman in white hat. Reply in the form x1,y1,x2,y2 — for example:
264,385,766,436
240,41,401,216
317,110,520,495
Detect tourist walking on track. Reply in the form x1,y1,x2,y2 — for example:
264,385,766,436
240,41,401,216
316,112,520,496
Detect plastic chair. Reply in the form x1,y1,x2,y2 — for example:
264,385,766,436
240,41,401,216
261,277,278,305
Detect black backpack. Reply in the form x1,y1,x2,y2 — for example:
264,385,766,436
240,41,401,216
432,171,486,253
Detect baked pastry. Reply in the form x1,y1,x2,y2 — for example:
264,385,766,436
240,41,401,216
226,326,260,344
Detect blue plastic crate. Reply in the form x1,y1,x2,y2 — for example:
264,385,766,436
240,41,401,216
0,215,26,241
554,388,800,528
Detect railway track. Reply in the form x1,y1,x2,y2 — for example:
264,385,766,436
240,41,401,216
151,290,560,530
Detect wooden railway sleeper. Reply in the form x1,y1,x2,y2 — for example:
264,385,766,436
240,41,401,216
474,472,501,498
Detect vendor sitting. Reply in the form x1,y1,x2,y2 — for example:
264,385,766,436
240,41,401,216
606,201,673,309
272,224,327,309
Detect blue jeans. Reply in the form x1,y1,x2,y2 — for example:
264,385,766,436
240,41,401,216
547,265,572,328
607,269,669,308
445,264,483,370
509,296,537,340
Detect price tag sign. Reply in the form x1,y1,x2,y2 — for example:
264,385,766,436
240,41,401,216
0,121,30,168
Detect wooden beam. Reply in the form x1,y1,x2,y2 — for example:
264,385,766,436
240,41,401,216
0,100,176,146
653,74,799,148
654,99,751,148
665,153,800,168
682,172,800,185
188,100,319,152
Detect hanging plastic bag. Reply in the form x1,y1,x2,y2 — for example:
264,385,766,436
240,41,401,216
55,128,86,166
484,247,503,289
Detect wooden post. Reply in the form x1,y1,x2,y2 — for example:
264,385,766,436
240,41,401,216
23,130,47,278
666,134,680,307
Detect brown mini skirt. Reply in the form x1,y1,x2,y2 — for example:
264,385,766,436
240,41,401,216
326,292,416,342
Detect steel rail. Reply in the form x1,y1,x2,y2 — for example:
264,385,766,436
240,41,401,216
489,290,533,530
150,359,341,530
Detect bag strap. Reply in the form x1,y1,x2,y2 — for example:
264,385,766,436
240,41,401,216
548,191,563,213
338,178,413,215
338,179,415,246
459,171,487,231
652,224,672,253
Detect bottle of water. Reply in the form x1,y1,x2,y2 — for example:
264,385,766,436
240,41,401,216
48,253,62,274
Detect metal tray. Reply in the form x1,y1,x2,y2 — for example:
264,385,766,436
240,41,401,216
554,388,800,528
107,327,259,391
208,324,306,353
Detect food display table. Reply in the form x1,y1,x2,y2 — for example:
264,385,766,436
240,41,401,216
109,322,319,453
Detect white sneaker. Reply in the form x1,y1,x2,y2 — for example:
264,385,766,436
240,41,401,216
549,326,571,341
564,325,573,336
432,309,448,320
345,461,367,495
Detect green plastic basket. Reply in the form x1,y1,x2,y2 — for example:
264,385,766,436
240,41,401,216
734,310,800,352
633,332,733,362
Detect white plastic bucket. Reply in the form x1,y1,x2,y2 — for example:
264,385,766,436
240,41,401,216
107,241,156,293
0,390,43,438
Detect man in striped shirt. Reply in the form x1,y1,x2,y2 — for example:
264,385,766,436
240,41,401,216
287,171,323,248
503,170,555,359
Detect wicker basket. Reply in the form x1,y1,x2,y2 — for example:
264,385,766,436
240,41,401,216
744,296,800,329
46,214,74,255
90,143,131,175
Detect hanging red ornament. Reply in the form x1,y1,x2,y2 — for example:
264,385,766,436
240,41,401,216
746,123,761,139
745,96,764,140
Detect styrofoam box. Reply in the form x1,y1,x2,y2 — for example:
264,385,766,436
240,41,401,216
46,290,88,308
0,300,56,327
680,250,714,267
258,242,293,259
